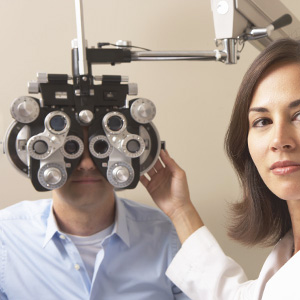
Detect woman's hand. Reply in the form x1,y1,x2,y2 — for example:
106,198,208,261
140,150,204,243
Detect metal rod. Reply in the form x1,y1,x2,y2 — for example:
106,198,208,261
131,50,226,61
74,0,88,75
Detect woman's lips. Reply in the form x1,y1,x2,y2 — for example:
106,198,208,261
270,161,300,175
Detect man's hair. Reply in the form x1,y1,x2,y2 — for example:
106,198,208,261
225,38,300,246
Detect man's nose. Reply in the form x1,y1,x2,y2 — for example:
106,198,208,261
76,126,97,171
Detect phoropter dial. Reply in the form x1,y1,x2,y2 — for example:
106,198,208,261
61,135,84,159
45,111,70,135
130,98,156,124
27,135,52,160
103,112,127,135
37,163,67,190
121,134,145,158
107,162,134,188
89,135,113,158
10,96,40,124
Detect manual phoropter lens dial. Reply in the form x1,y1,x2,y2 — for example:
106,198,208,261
61,135,84,159
107,162,134,188
130,98,156,124
10,96,40,124
50,115,67,132
89,135,113,158
38,163,67,190
103,112,127,135
122,134,145,158
45,111,70,135
28,135,52,160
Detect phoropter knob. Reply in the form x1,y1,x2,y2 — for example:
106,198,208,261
130,98,156,124
107,162,134,188
10,96,40,124
43,167,62,185
38,163,67,190
113,166,130,183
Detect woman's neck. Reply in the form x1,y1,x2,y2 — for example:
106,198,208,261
287,200,300,255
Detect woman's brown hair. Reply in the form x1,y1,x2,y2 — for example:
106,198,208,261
225,38,300,246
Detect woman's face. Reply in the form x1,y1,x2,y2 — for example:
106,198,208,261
248,62,300,201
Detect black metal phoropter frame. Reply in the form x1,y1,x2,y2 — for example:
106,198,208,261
3,0,293,191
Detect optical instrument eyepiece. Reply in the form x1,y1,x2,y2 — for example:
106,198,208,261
121,134,145,158
50,115,67,132
28,136,52,160
61,135,84,159
45,111,70,135
103,112,127,135
89,135,113,158
64,140,79,154
94,140,109,154
33,140,48,155
127,140,140,153
107,116,123,131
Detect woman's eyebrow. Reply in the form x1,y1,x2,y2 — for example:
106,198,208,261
249,99,300,114
248,107,268,113
289,99,300,109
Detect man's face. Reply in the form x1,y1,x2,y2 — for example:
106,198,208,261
52,127,114,208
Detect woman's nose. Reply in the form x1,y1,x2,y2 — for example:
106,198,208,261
270,123,296,152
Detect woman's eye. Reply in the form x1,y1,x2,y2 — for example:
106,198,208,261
252,118,271,127
293,112,300,121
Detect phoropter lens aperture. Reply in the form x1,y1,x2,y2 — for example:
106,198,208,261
107,116,123,132
64,140,80,155
33,140,48,154
94,140,109,154
126,139,140,153
50,115,67,132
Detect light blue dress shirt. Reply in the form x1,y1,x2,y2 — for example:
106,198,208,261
0,197,189,300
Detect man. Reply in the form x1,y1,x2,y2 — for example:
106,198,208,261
0,127,189,299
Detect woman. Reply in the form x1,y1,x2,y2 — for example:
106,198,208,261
141,38,300,300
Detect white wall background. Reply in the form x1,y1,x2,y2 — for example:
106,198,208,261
0,0,298,279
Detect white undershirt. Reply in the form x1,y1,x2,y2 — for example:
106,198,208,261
66,224,114,281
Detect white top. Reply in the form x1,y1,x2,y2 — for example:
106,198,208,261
67,224,114,280
166,226,299,300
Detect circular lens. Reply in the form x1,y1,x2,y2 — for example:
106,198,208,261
50,115,67,132
126,139,140,153
64,140,79,155
33,140,48,154
94,140,109,154
107,116,123,131
61,135,84,159
89,135,112,159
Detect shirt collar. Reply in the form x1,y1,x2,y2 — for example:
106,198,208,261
43,201,60,248
42,195,130,248
112,196,130,247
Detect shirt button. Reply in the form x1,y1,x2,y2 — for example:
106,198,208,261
59,234,66,240
74,264,80,270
